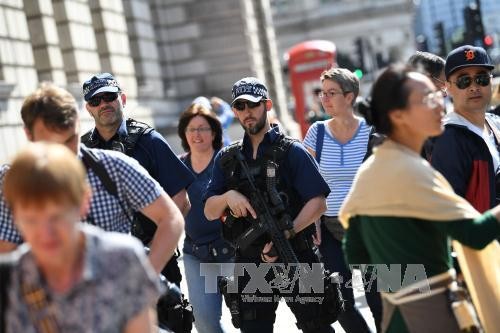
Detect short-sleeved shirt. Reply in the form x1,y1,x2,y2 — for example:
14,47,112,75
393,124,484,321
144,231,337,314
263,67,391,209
180,152,224,247
204,124,330,209
303,119,370,216
6,224,161,333
0,148,164,244
87,119,195,196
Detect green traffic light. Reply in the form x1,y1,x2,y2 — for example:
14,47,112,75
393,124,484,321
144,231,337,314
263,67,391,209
354,69,363,79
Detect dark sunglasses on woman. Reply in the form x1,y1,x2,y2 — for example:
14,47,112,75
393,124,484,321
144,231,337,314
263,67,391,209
88,92,119,107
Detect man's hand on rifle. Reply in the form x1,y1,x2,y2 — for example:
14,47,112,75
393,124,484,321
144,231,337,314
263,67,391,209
225,190,257,219
261,242,279,263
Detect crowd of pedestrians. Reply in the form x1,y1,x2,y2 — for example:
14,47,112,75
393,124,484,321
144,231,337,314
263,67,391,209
0,43,498,333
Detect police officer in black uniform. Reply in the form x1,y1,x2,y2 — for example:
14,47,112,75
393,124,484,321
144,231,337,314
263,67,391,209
81,73,195,285
204,77,340,332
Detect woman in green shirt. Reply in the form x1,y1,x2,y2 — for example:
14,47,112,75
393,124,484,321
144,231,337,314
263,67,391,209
339,65,499,333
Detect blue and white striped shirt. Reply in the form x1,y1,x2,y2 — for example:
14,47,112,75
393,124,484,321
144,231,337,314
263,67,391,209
304,119,371,216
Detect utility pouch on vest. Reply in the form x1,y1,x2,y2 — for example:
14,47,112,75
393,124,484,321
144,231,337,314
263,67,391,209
189,238,235,262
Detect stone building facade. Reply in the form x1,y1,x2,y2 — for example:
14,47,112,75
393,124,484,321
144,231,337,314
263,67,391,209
0,0,288,162
272,0,416,91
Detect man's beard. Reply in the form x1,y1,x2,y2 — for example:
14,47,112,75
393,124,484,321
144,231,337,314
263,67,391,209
97,106,123,128
241,111,267,135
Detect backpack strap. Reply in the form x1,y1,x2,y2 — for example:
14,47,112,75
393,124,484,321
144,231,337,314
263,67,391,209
80,146,118,197
80,146,133,224
315,122,325,164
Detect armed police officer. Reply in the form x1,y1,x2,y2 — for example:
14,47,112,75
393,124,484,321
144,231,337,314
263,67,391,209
0,83,183,274
204,77,340,332
81,73,195,286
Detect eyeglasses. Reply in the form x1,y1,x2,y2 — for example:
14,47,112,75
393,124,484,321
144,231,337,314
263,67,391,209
88,92,119,107
431,76,445,86
419,91,445,109
450,74,492,90
232,100,263,111
318,90,347,99
185,127,212,134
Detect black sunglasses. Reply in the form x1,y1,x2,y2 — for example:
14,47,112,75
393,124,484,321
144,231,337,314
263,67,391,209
88,92,119,107
451,74,492,90
232,100,263,111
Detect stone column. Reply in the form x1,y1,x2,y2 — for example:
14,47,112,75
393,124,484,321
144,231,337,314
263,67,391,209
24,0,67,85
89,0,137,100
0,1,39,162
123,0,163,100
123,0,176,121
53,0,101,88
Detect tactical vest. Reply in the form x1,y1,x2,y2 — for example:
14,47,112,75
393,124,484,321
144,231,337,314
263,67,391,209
219,134,309,250
81,118,182,283
81,118,153,157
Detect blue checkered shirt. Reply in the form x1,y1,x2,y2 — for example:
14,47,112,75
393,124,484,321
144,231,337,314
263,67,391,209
0,148,163,243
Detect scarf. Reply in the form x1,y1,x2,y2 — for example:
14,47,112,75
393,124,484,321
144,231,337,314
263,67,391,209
339,139,479,227
339,139,499,332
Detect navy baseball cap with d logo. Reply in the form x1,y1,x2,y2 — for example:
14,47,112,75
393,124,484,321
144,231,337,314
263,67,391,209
444,45,494,79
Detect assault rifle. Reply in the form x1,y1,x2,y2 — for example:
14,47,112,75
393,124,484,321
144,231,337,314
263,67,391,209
232,150,298,265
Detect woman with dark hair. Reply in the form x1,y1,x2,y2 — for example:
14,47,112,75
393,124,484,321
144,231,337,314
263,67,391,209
178,104,234,333
340,65,500,333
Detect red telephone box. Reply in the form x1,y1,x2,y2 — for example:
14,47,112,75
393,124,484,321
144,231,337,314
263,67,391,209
286,40,336,138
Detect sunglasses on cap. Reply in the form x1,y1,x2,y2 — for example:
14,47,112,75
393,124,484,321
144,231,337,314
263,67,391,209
450,74,492,90
88,92,119,107
232,100,264,111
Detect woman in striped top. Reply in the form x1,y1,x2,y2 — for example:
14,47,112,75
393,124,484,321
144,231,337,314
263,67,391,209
304,67,381,332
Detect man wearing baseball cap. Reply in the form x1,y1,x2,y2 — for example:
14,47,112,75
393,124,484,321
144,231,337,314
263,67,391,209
431,45,499,211
204,77,340,332
81,73,195,287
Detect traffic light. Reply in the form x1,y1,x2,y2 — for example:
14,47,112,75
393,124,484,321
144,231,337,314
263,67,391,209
483,34,493,48
354,37,365,72
463,3,489,48
354,69,363,79
433,22,446,56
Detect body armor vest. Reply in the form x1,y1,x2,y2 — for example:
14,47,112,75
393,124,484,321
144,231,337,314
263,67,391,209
219,134,310,249
81,118,153,157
